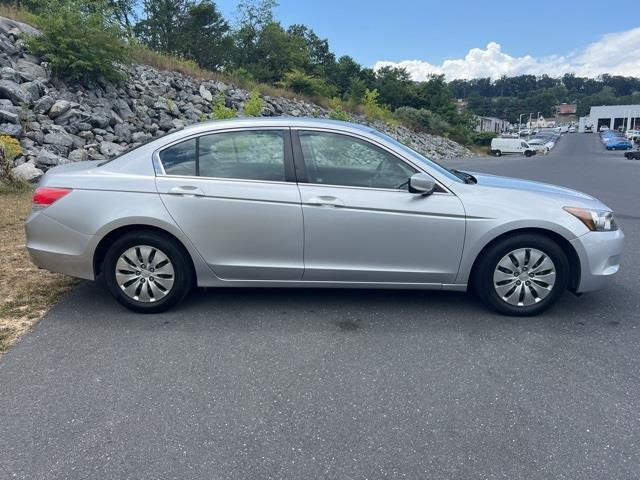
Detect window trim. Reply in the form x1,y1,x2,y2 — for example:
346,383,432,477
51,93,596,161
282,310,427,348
291,128,450,194
153,126,296,184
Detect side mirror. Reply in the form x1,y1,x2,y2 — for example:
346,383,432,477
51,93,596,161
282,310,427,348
408,173,436,195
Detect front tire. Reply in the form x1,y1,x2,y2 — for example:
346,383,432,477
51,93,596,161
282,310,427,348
103,231,193,313
473,234,569,316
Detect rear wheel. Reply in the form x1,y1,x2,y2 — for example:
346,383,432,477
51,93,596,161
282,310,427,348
494,150,502,157
103,231,193,313
473,234,569,316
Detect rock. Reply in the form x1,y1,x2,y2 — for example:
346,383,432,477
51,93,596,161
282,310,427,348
12,161,43,182
0,109,18,124
35,149,65,168
21,80,43,101
0,67,19,82
114,123,132,142
99,141,125,157
0,17,40,37
90,113,110,128
44,130,74,148
33,95,54,115
48,100,74,118
0,122,21,136
0,79,32,104
15,58,48,82
199,85,213,102
131,131,152,143
68,148,88,162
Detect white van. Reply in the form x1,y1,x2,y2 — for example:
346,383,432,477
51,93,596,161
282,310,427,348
490,138,537,157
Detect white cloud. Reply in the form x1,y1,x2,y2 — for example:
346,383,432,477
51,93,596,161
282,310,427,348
374,28,640,80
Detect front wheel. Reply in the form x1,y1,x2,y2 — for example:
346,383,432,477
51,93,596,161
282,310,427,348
473,234,569,316
103,231,194,313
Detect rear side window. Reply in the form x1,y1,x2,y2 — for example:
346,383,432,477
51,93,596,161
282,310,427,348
159,138,196,176
158,130,285,182
199,130,285,181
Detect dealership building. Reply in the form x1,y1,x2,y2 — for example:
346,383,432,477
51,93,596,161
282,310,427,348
579,105,640,132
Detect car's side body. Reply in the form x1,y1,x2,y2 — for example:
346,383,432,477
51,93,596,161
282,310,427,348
26,118,624,302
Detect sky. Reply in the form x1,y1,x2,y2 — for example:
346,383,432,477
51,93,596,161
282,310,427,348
214,0,640,80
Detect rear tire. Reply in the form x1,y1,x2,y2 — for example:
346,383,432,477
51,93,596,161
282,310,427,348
494,150,502,157
103,231,193,313
473,233,569,316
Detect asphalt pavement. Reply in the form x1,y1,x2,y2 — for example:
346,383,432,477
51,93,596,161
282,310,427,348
1,133,639,479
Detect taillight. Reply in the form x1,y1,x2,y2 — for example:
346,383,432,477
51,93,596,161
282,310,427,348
33,187,72,207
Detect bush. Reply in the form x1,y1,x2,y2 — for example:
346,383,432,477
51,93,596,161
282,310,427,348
211,93,236,119
280,69,333,98
471,131,497,146
328,97,351,121
0,134,29,191
362,89,394,122
26,8,128,84
244,90,263,117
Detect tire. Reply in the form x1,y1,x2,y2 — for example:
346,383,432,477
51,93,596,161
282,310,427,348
524,150,533,157
103,230,194,313
494,150,502,157
473,233,569,316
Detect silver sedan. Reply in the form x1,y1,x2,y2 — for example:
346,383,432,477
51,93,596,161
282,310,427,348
26,118,624,316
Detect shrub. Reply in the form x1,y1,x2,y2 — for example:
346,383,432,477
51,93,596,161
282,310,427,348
26,8,128,84
471,131,498,146
362,88,394,122
0,134,26,190
211,93,236,119
328,97,351,121
244,90,263,117
280,69,333,98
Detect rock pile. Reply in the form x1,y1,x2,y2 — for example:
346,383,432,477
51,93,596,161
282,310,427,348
0,16,472,183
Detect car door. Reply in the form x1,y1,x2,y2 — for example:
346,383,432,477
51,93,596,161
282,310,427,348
293,129,466,284
155,128,304,281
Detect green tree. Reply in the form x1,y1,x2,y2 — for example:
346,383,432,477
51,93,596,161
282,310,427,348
176,1,231,71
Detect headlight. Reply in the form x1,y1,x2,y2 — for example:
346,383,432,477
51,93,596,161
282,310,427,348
563,207,617,231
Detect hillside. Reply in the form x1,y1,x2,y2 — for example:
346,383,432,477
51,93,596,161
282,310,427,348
0,16,472,183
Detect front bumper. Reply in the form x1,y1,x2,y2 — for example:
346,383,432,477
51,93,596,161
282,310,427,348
570,228,624,293
25,211,96,280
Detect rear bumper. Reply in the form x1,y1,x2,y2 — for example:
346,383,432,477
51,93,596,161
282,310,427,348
25,211,96,280
571,229,624,293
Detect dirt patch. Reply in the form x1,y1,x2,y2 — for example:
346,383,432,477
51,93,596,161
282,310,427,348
0,190,75,353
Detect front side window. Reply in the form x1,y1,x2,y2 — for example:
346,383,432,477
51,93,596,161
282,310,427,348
158,130,286,182
298,131,416,189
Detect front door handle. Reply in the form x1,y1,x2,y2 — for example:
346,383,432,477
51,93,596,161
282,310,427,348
306,196,345,207
168,186,205,197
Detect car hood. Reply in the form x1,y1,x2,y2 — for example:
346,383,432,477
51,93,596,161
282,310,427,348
467,172,597,201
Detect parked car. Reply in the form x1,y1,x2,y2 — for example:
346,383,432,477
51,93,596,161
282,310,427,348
599,125,610,132
606,137,633,150
568,126,576,133
624,150,640,160
490,137,537,157
584,125,593,133
625,129,640,140
527,137,553,152
26,118,624,316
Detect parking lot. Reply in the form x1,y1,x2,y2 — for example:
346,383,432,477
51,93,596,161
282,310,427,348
1,132,639,479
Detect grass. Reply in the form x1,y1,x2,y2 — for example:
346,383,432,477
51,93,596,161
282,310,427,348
0,189,75,353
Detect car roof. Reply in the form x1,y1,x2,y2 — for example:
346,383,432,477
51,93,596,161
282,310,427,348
176,117,377,136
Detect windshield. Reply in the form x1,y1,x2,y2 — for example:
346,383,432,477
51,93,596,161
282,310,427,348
369,130,463,183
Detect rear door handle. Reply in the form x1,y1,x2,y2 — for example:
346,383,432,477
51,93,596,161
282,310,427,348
168,186,205,197
306,196,345,207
